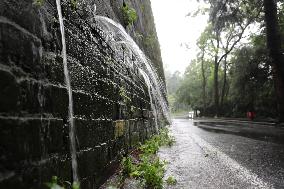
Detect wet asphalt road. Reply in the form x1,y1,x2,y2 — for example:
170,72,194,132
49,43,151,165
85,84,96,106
158,119,284,189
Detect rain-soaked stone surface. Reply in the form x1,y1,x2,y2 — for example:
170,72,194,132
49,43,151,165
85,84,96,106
159,119,284,189
0,0,168,188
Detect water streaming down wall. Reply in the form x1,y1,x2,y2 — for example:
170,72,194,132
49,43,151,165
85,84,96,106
93,15,170,129
55,0,78,182
0,0,169,188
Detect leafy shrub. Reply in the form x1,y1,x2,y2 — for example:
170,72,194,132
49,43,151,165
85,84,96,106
166,176,177,185
139,156,165,189
120,127,175,188
139,127,175,155
159,128,176,146
121,3,137,26
45,176,80,189
121,156,137,176
139,138,160,154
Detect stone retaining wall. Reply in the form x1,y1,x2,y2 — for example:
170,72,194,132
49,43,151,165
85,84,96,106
0,0,166,188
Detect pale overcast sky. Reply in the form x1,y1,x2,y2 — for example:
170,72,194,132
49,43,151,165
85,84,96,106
150,0,208,74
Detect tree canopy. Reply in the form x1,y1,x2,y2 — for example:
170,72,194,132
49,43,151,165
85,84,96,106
168,0,284,121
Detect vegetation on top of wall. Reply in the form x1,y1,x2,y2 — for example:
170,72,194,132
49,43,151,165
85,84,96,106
121,3,138,26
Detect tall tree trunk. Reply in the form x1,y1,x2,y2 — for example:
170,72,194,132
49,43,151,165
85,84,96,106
264,0,284,122
201,49,206,116
213,36,220,117
214,61,219,117
220,55,228,109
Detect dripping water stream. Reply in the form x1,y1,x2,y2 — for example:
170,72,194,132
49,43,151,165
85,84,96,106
94,16,171,124
139,69,159,132
55,0,79,182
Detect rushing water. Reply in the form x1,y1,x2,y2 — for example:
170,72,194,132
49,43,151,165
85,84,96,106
139,69,159,132
94,16,171,126
55,0,79,182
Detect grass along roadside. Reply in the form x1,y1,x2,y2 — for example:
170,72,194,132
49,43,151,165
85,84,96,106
105,127,176,189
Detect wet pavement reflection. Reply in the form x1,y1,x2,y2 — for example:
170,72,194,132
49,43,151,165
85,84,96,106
158,119,284,189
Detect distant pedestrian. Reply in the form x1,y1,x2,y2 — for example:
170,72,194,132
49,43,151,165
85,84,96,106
247,111,256,120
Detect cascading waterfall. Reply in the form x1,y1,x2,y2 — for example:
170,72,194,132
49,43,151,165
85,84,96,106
55,0,79,182
139,69,159,132
94,16,171,125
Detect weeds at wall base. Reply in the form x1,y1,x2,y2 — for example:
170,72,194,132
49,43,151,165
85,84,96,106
105,127,176,189
45,176,80,189
166,176,177,186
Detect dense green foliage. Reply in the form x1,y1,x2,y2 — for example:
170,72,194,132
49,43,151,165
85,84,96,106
172,34,278,118
166,176,177,185
120,127,175,188
139,128,175,154
168,0,284,119
45,176,80,189
139,156,165,188
228,38,277,117
121,3,138,26
165,71,189,113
